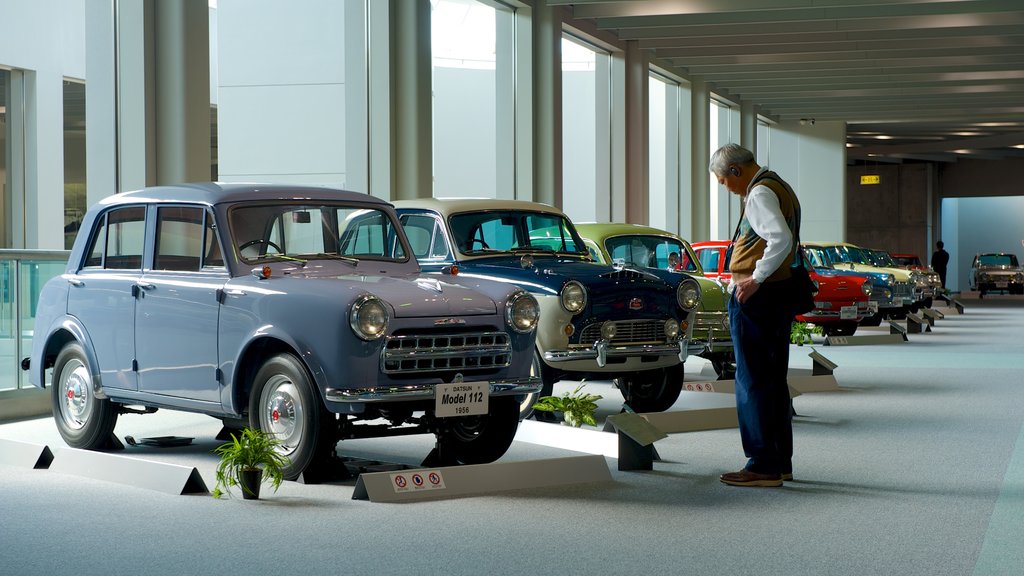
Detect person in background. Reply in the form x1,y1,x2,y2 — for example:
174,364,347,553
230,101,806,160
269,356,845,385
932,240,950,288
710,143,801,488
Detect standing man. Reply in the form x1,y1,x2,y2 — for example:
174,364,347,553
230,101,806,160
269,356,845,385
932,240,950,288
710,143,801,488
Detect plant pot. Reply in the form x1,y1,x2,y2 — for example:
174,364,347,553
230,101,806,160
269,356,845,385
240,469,263,500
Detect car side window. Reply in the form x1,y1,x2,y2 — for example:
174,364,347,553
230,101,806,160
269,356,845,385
154,206,204,271
204,211,225,268
84,206,146,270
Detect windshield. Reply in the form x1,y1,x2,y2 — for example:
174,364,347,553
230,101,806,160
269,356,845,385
803,246,834,269
868,250,898,267
978,253,1019,267
604,235,699,273
828,245,874,266
229,203,408,264
892,255,920,267
448,210,588,256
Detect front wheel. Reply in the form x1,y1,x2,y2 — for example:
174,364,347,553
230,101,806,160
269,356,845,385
249,353,336,480
437,396,519,464
824,320,858,337
518,352,555,421
709,353,737,380
52,342,119,449
619,365,684,413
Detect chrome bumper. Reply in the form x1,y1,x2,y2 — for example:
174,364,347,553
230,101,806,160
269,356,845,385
543,339,687,367
325,376,541,403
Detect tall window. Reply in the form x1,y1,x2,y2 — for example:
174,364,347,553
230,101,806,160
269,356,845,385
561,35,611,223
1,68,11,247
64,80,87,249
431,0,515,199
649,71,690,235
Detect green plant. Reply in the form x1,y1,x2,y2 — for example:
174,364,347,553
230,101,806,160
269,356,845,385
790,321,823,346
532,384,603,427
212,427,290,499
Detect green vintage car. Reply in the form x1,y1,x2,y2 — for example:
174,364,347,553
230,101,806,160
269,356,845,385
575,223,735,379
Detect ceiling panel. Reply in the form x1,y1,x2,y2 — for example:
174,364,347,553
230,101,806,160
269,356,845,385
551,0,1024,162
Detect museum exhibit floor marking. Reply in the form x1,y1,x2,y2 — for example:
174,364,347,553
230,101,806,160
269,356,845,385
47,447,209,495
351,454,612,502
0,438,54,470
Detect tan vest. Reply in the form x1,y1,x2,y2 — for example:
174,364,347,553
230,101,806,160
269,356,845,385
729,171,800,283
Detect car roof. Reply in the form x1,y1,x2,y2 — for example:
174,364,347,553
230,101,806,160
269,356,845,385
574,222,683,239
97,182,390,208
391,197,564,217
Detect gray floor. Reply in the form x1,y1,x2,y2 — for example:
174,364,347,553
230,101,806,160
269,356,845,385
2,296,1023,576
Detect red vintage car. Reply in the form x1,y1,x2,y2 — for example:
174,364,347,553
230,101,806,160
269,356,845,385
691,240,870,336
691,240,733,286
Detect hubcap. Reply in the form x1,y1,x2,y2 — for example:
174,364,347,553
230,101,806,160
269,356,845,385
58,359,92,430
261,374,303,456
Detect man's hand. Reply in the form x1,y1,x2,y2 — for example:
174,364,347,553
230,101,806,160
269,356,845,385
733,276,760,304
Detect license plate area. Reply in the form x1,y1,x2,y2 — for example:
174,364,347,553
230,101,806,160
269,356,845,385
435,382,488,417
840,305,858,320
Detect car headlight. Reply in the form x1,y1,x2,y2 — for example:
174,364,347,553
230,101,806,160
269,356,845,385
600,322,617,340
350,294,389,340
677,278,700,311
506,290,540,333
861,283,872,296
663,319,680,339
560,280,587,314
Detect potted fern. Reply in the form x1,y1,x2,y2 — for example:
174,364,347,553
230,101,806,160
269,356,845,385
790,321,823,346
212,427,290,500
532,384,603,427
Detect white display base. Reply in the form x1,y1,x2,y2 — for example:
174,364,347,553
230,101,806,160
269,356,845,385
351,454,612,502
639,407,738,433
683,378,801,399
825,333,907,346
0,438,54,470
48,447,209,495
788,374,840,393
906,313,930,333
515,419,618,457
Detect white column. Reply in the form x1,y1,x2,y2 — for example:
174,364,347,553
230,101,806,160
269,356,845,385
624,41,648,225
154,0,210,184
391,0,432,201
740,100,757,159
85,0,118,204
532,3,561,208
690,77,710,241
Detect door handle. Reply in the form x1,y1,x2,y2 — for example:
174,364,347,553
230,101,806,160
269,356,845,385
67,277,84,287
132,281,156,298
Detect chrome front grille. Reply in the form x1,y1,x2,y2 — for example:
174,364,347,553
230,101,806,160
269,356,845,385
579,319,664,345
893,281,913,299
381,331,511,374
693,311,730,339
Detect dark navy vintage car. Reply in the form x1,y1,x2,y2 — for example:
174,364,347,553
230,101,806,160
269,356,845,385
392,198,701,415
24,183,541,479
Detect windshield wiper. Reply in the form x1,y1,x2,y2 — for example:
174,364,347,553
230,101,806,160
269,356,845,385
463,248,503,255
511,247,556,255
259,254,308,266
305,252,359,266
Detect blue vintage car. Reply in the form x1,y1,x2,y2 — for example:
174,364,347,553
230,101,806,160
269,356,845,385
392,199,700,415
802,244,894,326
24,183,541,478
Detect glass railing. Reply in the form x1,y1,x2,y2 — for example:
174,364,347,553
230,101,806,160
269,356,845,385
0,250,70,392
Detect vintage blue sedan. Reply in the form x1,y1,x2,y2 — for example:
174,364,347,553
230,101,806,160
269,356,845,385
24,183,540,478
393,198,700,415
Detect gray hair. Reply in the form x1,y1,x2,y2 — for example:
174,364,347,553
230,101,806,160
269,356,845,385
709,143,755,176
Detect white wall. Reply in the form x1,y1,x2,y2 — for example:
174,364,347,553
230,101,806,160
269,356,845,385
768,120,846,244
942,196,1024,292
0,0,85,248
433,67,497,198
216,0,349,187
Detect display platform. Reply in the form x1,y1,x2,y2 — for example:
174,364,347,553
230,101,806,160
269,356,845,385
351,454,612,502
47,446,209,496
0,438,54,470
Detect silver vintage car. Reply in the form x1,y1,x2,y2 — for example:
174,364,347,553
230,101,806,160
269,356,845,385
24,183,541,479
969,252,1024,297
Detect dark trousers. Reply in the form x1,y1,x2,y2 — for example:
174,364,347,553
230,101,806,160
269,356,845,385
728,281,793,475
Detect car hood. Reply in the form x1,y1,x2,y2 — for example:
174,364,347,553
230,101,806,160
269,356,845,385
459,256,673,295
267,270,498,318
